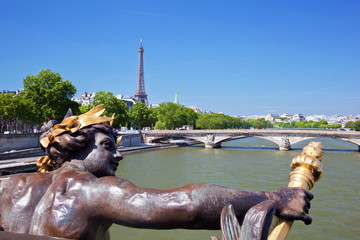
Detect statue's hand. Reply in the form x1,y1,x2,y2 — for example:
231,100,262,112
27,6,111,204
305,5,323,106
270,187,313,225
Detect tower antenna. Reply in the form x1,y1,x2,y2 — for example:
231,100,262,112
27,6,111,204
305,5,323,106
174,91,179,105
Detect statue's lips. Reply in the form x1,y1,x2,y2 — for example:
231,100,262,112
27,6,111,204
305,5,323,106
110,159,120,171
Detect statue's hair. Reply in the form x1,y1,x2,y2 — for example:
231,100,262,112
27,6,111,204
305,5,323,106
40,121,117,171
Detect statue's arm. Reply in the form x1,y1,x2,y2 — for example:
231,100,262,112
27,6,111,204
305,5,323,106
89,177,312,229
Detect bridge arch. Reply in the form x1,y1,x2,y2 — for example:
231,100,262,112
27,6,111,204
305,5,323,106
256,136,316,150
141,134,170,144
141,130,360,151
142,133,236,148
340,138,360,151
189,134,234,148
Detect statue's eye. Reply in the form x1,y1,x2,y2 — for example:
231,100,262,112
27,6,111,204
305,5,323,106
102,139,113,149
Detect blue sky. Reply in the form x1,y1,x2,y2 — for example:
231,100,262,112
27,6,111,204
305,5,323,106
0,0,359,116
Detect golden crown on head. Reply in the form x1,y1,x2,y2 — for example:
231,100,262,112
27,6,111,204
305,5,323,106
37,105,122,172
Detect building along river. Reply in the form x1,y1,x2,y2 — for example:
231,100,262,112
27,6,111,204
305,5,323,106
110,137,360,240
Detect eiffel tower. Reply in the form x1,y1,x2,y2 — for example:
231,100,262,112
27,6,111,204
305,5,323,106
134,39,148,105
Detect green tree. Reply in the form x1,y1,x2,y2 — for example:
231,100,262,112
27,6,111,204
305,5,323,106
245,118,272,129
153,104,199,130
0,93,13,132
128,102,149,129
274,119,343,130
345,121,354,129
147,107,158,128
89,91,128,128
154,102,186,130
196,113,212,129
195,113,246,129
22,69,78,124
0,93,34,132
355,121,360,131
331,123,342,129
345,120,360,131
79,104,94,114
208,113,229,129
6,94,32,132
180,107,199,127
319,119,328,125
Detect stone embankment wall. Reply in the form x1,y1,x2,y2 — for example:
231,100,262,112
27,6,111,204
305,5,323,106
0,133,41,153
118,133,142,147
0,132,142,153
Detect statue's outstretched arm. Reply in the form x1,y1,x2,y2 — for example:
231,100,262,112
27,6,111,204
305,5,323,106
88,177,312,230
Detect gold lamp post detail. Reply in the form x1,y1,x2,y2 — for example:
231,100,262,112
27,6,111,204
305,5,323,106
268,141,324,240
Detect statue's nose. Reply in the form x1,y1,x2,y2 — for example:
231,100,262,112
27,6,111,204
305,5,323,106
114,151,123,161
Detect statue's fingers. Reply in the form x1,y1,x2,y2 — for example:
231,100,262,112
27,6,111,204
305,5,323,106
304,190,314,201
303,206,309,214
305,198,311,209
302,214,312,225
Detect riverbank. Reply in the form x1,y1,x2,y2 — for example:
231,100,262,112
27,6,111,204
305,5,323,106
0,141,200,174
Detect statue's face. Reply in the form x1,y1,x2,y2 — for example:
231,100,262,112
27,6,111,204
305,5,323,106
82,131,123,177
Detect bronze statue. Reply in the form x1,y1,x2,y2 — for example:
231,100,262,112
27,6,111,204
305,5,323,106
0,105,313,240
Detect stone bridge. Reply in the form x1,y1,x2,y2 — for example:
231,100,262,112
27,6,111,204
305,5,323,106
141,129,360,151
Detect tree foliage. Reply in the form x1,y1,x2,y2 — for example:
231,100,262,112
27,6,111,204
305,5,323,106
155,102,184,130
128,102,150,129
84,91,128,128
275,120,342,129
0,69,80,132
153,102,199,130
196,113,235,129
22,69,78,124
345,120,360,131
147,107,158,128
245,118,272,129
196,114,271,129
182,107,198,127
0,93,14,131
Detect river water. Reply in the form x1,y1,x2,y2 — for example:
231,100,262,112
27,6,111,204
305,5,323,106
110,137,360,240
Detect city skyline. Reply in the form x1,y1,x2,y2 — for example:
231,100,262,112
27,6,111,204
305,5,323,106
0,1,359,116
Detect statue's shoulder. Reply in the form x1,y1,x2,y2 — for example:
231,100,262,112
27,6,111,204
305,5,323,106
94,176,136,190
51,163,96,185
0,172,51,205
1,172,51,187
49,162,134,194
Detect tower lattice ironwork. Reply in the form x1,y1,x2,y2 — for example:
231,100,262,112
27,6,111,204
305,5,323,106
134,40,148,105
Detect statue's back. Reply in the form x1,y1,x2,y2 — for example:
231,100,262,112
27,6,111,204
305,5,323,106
0,172,50,233
1,164,112,240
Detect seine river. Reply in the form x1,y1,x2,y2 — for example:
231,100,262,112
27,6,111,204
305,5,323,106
111,137,360,240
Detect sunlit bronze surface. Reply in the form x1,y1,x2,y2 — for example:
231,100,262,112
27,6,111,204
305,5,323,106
268,142,324,240
0,106,313,240
211,201,276,240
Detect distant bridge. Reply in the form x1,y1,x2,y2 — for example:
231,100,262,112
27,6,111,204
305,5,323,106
141,129,360,151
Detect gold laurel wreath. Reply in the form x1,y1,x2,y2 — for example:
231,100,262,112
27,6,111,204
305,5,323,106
37,104,122,172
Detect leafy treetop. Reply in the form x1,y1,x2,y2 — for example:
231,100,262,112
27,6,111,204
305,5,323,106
22,69,78,124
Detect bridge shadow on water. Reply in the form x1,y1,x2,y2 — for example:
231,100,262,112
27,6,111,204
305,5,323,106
321,148,358,153
291,147,358,153
186,145,358,153
187,145,279,151
219,146,279,151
